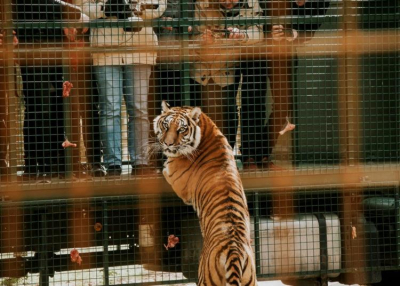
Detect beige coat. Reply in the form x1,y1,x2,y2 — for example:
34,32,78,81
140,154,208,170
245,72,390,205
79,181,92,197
80,0,166,66
191,0,264,87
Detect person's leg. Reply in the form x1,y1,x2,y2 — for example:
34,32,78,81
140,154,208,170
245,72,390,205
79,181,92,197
21,67,42,177
202,80,239,149
162,70,182,108
32,66,55,178
84,65,104,175
71,62,104,177
49,66,65,177
240,60,269,167
199,80,222,128
222,71,241,150
68,62,86,176
189,78,202,107
124,64,152,169
153,67,182,120
94,65,123,171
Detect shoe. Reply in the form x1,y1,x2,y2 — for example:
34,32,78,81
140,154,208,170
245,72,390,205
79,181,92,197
91,164,106,177
73,163,89,179
261,157,286,171
131,165,157,176
37,173,51,183
20,173,38,182
243,158,258,171
106,165,122,178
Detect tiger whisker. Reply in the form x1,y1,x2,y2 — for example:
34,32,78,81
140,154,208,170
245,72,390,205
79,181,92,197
146,142,163,161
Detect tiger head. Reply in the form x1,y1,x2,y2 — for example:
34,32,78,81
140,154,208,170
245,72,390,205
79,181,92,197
153,101,202,158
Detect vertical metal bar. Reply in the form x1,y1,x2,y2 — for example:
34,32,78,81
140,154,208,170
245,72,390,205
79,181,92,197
315,214,328,286
338,3,365,282
180,0,192,105
3,0,19,183
397,3,400,163
292,56,299,167
102,200,110,286
338,0,361,167
62,63,73,179
39,212,50,286
396,186,400,267
254,192,261,276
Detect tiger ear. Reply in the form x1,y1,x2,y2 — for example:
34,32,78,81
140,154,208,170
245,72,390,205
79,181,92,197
190,107,202,123
161,101,170,113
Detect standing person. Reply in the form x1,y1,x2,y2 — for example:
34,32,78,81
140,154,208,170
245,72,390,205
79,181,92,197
81,0,166,178
13,0,89,181
190,0,264,156
261,0,331,170
65,0,105,178
154,0,196,108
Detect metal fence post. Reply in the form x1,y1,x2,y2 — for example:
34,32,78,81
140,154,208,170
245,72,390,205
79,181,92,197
39,211,50,286
102,200,110,286
253,192,261,276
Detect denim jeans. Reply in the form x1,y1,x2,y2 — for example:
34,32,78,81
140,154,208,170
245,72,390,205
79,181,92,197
94,65,151,168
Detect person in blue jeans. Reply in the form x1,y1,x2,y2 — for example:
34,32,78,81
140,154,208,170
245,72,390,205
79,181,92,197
94,66,153,176
81,0,166,177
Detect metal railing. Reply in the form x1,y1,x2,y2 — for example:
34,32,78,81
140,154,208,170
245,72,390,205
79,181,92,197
0,0,399,285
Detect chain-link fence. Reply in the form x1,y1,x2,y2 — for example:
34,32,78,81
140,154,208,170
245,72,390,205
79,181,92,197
0,0,399,285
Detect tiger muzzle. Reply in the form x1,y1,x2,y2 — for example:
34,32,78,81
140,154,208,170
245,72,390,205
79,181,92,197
163,129,178,147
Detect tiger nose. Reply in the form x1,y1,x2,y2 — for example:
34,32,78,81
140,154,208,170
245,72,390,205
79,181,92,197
164,138,174,146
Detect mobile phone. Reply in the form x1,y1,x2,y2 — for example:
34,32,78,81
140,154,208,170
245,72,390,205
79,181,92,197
281,28,294,38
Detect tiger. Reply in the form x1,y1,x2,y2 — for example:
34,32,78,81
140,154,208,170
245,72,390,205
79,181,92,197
153,101,257,286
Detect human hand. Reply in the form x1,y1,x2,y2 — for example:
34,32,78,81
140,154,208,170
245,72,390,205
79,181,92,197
62,139,77,148
161,17,173,31
227,27,246,40
272,25,296,42
13,30,18,46
200,29,215,45
80,13,90,34
296,0,306,7
63,28,78,42
272,25,286,42
64,13,89,41
0,30,18,46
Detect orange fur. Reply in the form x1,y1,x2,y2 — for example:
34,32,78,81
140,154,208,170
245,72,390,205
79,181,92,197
154,103,257,286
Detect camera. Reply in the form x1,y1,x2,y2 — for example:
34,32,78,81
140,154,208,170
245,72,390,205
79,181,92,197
125,0,141,13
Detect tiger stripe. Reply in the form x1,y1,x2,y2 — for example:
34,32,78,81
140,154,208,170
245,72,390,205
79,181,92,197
154,102,257,286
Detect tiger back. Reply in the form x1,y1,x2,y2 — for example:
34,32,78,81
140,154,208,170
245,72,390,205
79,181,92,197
154,101,257,286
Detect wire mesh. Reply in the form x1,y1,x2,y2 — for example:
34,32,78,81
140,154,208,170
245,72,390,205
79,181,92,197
0,0,399,285
0,187,398,285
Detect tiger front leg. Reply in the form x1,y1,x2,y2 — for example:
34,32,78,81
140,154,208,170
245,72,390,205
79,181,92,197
163,162,192,204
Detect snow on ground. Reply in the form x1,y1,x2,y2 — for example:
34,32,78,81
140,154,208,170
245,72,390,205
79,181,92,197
0,265,359,286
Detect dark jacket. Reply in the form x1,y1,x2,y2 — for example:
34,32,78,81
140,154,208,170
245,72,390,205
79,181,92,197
154,0,195,39
291,0,330,35
13,0,81,43
261,0,330,41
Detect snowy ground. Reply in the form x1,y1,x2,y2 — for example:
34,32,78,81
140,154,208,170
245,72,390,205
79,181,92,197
165,282,358,286
0,265,358,286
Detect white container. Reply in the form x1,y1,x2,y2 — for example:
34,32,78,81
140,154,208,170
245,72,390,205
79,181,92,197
251,214,341,277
